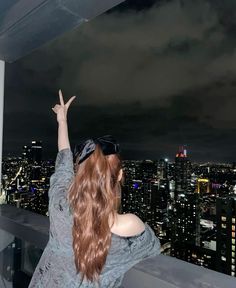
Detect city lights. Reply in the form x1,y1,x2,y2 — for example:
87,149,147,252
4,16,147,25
2,142,236,278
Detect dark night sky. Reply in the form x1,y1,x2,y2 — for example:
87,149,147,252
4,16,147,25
3,0,236,162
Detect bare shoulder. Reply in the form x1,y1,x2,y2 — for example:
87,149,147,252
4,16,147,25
111,213,145,237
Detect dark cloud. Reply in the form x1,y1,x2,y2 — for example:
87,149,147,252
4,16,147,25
3,0,236,162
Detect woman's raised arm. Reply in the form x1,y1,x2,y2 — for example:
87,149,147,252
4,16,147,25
49,90,76,194
52,89,76,151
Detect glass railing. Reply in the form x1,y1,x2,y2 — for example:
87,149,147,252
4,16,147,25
0,228,43,288
0,204,48,288
0,204,236,288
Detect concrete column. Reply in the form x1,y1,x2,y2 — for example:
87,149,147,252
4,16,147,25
0,60,5,194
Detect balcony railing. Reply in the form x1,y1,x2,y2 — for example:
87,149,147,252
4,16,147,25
0,204,235,288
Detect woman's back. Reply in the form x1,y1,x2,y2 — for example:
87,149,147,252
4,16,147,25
29,148,160,288
28,93,160,287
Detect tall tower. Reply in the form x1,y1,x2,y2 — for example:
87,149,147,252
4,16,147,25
141,160,157,181
31,140,42,164
216,197,236,277
158,158,168,180
171,145,201,260
174,145,192,197
30,141,42,181
150,179,169,238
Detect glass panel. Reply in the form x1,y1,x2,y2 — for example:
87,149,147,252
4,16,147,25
0,227,43,288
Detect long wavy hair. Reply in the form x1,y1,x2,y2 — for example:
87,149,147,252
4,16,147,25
68,144,123,284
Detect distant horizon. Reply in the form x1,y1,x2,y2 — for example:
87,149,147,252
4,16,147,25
3,141,236,165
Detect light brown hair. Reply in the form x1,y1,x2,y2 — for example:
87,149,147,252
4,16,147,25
68,145,122,284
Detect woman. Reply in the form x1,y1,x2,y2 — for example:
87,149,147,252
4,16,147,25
28,91,160,288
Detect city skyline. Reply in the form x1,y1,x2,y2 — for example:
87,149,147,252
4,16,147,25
3,0,236,162
2,138,236,278
3,139,236,165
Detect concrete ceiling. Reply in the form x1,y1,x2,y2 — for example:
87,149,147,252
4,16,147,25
0,0,125,62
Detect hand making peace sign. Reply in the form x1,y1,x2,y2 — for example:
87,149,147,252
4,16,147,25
52,90,76,123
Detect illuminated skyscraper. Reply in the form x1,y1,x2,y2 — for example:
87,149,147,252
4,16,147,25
216,197,236,277
158,158,168,180
31,141,42,164
174,145,192,197
121,160,160,229
30,141,42,181
140,160,157,181
121,160,142,214
170,146,201,260
150,179,169,238
170,193,201,259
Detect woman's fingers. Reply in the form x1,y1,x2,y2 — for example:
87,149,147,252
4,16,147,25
53,91,75,113
59,89,65,106
65,96,76,109
52,104,60,113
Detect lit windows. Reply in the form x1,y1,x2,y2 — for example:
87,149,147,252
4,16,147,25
221,256,226,261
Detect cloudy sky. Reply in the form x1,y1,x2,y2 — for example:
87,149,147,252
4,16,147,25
3,0,236,162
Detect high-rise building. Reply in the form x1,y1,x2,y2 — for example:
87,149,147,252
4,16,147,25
140,160,157,181
170,146,201,260
174,145,192,198
170,193,201,259
216,197,236,277
150,179,169,238
158,158,168,180
30,141,42,181
31,141,42,164
121,160,142,214
122,160,168,233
